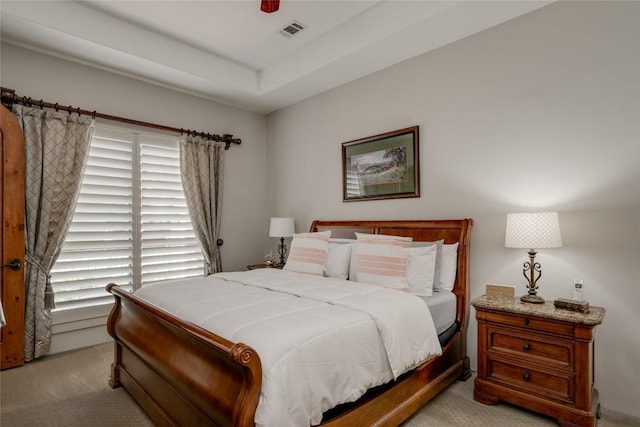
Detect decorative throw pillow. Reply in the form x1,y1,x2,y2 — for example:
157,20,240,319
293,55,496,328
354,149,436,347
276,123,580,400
436,242,459,291
354,233,412,291
407,244,438,297
325,240,352,280
283,231,331,276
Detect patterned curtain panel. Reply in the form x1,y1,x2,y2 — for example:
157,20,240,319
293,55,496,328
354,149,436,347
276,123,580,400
180,136,224,275
13,105,94,361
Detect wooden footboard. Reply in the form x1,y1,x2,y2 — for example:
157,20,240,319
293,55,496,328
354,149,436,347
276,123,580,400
108,284,467,427
106,283,262,427
107,218,473,426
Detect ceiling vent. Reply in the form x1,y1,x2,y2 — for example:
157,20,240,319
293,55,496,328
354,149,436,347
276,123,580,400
280,20,306,38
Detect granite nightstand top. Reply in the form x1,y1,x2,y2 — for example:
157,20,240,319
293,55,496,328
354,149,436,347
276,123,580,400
471,295,605,326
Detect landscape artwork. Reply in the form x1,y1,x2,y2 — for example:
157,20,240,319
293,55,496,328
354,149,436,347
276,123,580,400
342,126,419,202
350,146,408,187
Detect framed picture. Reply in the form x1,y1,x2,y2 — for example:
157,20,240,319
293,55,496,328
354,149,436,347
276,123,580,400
342,126,419,202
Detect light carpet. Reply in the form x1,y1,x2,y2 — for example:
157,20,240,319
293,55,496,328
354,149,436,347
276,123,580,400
1,343,637,426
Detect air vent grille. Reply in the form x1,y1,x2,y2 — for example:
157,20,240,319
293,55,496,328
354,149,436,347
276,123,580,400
280,20,306,38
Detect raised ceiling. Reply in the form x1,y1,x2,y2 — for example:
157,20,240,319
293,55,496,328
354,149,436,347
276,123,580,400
0,1,552,114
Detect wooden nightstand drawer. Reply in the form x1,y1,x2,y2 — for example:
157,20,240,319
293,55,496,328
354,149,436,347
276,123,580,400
488,327,573,370
488,359,574,403
484,311,574,337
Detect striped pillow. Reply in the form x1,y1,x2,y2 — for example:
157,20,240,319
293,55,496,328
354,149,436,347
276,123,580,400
354,233,412,291
283,231,331,276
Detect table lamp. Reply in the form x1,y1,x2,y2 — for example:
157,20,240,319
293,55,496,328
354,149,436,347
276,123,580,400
269,217,295,267
505,212,562,304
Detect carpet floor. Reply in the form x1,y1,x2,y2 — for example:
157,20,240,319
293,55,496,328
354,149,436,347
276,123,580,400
1,343,637,426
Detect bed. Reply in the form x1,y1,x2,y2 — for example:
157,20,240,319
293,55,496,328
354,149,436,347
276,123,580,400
106,218,473,426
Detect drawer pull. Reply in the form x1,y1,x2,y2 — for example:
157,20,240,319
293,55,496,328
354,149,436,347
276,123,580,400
523,343,531,351
522,372,531,381
523,318,530,326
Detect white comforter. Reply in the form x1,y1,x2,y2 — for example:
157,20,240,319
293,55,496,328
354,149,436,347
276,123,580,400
134,269,442,427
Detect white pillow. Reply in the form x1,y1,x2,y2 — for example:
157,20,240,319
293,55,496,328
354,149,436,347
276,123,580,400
411,240,443,288
283,231,331,276
354,233,412,291
349,241,358,281
325,241,352,280
407,244,438,297
436,242,459,291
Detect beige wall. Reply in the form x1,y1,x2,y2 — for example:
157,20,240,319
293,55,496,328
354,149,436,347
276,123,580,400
265,1,640,417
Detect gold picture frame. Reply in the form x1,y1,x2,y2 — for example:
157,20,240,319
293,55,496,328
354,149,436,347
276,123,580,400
342,126,419,202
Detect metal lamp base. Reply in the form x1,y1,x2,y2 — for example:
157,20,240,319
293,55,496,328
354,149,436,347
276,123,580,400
519,249,545,304
520,294,545,304
277,237,288,267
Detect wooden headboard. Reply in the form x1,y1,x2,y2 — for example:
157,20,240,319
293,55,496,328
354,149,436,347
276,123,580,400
310,219,473,343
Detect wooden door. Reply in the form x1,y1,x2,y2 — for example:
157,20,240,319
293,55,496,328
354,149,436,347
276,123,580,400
1,104,25,369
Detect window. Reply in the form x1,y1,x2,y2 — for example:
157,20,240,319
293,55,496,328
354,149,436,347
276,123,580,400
50,125,203,311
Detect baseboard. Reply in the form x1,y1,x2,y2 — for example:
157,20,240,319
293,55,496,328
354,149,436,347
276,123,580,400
49,303,113,354
49,323,111,355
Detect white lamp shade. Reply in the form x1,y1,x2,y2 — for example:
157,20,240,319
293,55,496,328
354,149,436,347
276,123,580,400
269,217,295,238
505,212,562,249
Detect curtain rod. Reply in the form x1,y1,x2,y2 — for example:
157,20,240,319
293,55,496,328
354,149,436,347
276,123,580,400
0,87,241,150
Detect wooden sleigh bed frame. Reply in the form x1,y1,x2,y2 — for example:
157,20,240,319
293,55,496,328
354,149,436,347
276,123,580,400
106,219,473,426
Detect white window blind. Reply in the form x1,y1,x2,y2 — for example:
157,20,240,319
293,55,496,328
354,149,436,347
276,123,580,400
50,126,203,311
139,142,203,284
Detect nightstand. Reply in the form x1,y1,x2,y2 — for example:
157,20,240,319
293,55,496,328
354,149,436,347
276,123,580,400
472,295,605,427
246,263,282,270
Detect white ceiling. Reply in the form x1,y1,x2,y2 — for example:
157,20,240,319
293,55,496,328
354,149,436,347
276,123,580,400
0,1,552,114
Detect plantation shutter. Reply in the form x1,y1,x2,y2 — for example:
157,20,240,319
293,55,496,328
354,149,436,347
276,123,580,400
139,141,203,284
50,126,204,311
50,131,134,310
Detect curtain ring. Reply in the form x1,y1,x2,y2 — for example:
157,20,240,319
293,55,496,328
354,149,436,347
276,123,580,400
77,107,81,116
180,128,184,135
54,103,59,111
92,111,97,119
68,106,73,115
39,100,44,109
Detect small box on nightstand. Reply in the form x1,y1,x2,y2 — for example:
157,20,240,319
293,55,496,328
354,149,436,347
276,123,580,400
485,284,515,298
553,298,590,313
